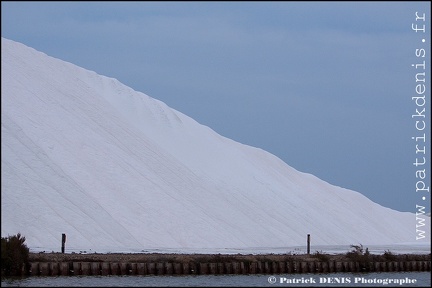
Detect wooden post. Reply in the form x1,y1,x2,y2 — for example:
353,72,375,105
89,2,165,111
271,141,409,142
91,262,101,275
136,263,146,275
182,263,190,275
217,262,224,274
173,263,182,275
50,262,59,276
209,263,217,274
225,262,232,274
61,233,66,253
101,262,110,276
39,262,49,276
59,262,69,276
165,262,173,275
307,234,310,255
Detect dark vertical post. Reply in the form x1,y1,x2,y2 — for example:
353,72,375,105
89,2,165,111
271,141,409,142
61,233,66,253
307,234,310,255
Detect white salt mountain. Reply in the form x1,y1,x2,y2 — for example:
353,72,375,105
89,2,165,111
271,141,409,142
1,37,430,254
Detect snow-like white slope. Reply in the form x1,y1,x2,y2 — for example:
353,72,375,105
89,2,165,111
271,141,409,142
1,37,430,253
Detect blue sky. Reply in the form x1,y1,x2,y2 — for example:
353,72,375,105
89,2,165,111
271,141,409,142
2,1,430,213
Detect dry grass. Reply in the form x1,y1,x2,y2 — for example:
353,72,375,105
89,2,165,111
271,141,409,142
29,251,431,264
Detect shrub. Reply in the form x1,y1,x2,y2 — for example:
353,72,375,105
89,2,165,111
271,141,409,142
313,250,330,262
1,233,30,277
382,250,397,261
346,244,371,262
345,244,373,271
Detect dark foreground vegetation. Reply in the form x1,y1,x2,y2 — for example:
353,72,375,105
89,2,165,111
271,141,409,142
28,244,430,264
2,233,431,277
1,233,30,277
